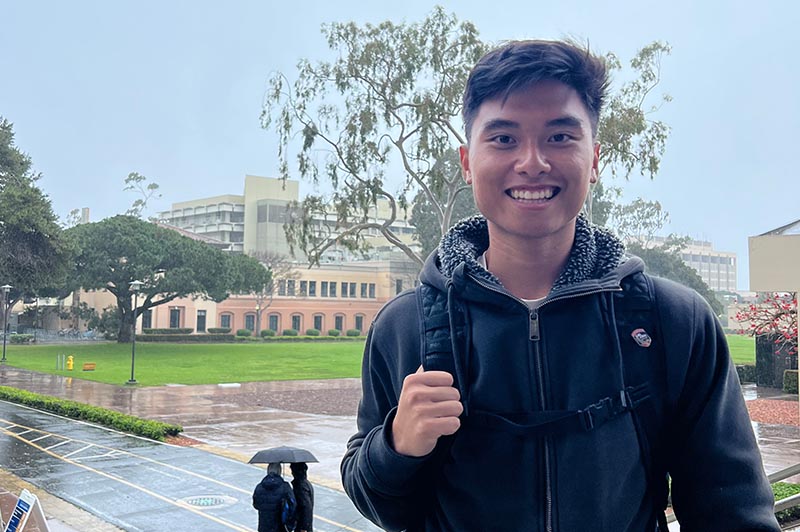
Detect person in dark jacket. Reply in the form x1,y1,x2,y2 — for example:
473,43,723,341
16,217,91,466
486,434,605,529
253,462,295,532
290,462,314,532
340,39,779,531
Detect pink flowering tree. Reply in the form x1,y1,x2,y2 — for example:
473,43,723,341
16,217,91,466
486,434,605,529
736,292,798,356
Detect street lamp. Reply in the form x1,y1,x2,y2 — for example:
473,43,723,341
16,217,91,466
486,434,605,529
127,280,144,385
1,284,11,364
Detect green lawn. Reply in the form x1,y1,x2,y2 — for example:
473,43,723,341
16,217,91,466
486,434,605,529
1,335,756,387
726,334,755,365
0,341,366,386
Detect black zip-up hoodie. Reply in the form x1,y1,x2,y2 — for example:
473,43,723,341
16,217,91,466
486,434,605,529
341,215,778,531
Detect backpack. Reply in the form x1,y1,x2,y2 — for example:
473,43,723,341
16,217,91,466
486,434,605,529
416,273,671,530
281,492,296,532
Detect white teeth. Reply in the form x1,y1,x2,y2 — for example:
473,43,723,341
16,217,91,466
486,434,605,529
510,188,555,200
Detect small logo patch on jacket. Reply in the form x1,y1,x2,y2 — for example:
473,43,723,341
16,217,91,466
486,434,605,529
631,328,652,348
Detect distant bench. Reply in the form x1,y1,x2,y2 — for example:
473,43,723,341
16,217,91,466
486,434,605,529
82,362,96,371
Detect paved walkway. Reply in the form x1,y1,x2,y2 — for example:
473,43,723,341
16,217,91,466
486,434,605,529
1,366,799,530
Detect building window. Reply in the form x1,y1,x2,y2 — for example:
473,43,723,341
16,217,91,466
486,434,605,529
257,205,268,223
196,310,206,333
321,281,328,297
287,280,296,296
329,281,337,297
220,314,232,329
299,280,307,296
169,308,181,328
313,314,323,331
278,280,286,296
291,314,301,331
334,315,344,331
355,315,364,332
369,283,376,298
268,314,279,332
395,279,403,294
349,283,356,298
341,282,348,298
245,314,256,331
309,281,316,297
142,309,153,329
361,283,367,298
230,212,244,223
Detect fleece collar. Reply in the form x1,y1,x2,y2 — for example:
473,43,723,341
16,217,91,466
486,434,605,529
436,213,626,291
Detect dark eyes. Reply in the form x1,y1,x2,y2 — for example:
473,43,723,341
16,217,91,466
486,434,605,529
549,133,573,143
491,135,515,145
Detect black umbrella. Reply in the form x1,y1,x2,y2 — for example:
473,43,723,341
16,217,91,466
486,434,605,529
249,446,318,464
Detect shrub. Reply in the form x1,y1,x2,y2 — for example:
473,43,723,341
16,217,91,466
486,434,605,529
0,386,182,441
305,328,320,336
136,334,235,343
208,327,231,334
142,328,193,335
260,329,276,337
736,364,756,384
346,329,362,337
9,334,35,344
784,370,798,394
236,329,253,337
773,482,800,524
328,329,341,337
282,329,299,336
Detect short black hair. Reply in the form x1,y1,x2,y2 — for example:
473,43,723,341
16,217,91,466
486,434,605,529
462,39,609,141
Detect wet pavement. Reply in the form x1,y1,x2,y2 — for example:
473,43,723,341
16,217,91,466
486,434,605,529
1,366,799,530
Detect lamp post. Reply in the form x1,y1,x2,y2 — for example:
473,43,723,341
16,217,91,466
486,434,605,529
127,280,144,385
1,284,11,364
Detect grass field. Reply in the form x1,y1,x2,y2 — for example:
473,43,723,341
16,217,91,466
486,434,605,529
0,341,367,386
726,334,756,365
1,334,756,387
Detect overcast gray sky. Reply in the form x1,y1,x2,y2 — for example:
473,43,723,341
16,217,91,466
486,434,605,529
2,0,797,290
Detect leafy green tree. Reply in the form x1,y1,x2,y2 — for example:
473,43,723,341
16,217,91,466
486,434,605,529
67,215,269,342
589,41,672,224
123,172,161,219
0,117,72,320
263,7,487,268
627,237,722,316
262,8,671,266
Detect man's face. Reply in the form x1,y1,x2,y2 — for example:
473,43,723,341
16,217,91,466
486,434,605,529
460,80,599,248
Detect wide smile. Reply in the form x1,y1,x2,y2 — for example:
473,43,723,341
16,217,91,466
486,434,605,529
506,186,560,202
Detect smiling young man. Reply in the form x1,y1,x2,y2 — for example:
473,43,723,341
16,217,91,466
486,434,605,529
341,40,778,531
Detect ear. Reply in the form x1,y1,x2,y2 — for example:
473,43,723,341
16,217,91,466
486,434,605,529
459,144,472,184
590,142,600,184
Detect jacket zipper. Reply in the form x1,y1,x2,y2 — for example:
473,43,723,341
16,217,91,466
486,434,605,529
467,274,623,532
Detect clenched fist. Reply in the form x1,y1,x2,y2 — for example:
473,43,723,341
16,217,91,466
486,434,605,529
391,366,463,457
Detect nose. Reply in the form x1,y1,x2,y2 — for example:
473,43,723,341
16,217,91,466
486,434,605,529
513,141,550,176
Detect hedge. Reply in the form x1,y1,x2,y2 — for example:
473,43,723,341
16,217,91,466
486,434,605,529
136,334,236,343
305,329,320,336
208,327,231,334
282,329,299,336
236,329,253,337
260,329,276,337
142,328,193,335
10,334,35,344
736,364,756,384
785,370,798,394
328,329,341,337
346,329,361,337
0,386,182,441
773,482,800,524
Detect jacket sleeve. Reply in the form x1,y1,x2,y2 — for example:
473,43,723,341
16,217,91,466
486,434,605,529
340,295,439,531
658,282,779,531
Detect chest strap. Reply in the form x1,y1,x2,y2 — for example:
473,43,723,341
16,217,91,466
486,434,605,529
465,384,650,437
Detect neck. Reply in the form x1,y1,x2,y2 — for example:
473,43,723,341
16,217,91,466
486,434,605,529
485,225,575,300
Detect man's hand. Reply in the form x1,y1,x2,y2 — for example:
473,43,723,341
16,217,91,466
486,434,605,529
391,366,463,457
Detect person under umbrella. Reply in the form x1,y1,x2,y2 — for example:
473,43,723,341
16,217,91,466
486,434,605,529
252,462,295,532
290,462,314,532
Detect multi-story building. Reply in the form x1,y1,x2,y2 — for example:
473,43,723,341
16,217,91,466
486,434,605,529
638,236,738,293
157,175,420,261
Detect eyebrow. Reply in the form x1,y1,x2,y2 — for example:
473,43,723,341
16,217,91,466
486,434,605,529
480,115,587,135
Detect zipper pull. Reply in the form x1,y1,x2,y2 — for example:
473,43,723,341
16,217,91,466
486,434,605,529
529,308,540,341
